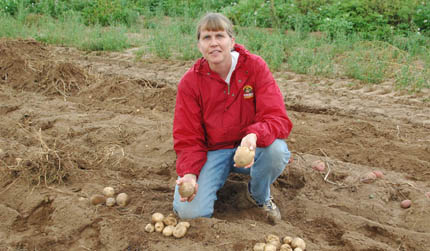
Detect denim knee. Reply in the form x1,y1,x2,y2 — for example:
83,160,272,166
173,200,213,219
266,139,290,168
172,187,214,219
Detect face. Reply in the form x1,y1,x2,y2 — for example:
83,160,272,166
197,29,235,68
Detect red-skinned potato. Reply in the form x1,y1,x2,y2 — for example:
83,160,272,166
372,170,384,178
311,160,325,171
360,172,377,183
400,199,412,209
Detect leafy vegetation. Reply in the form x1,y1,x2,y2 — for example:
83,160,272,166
0,0,428,92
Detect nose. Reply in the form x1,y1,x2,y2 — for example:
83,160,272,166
209,37,218,46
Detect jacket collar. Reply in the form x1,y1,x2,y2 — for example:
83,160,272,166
193,44,249,75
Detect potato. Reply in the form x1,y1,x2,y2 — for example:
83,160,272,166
116,193,130,207
400,199,412,209
291,237,306,250
280,244,293,251
151,212,165,223
233,146,255,167
294,248,303,251
283,236,293,245
173,224,187,238
360,172,377,183
177,221,190,229
268,240,281,249
163,214,177,226
144,223,155,233
106,197,116,207
103,187,115,197
265,234,280,243
178,182,195,198
90,194,106,205
162,225,175,237
155,221,164,232
372,170,384,178
253,243,266,251
311,160,325,171
264,243,277,251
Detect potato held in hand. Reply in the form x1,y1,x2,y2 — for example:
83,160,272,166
234,146,255,167
179,182,195,198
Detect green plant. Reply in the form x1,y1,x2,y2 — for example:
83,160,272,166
82,0,139,26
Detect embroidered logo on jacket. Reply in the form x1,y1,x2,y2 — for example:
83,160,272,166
243,85,254,99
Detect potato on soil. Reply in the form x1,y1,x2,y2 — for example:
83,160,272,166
283,236,293,245
311,160,325,171
106,197,116,207
264,243,277,251
173,224,187,238
163,214,177,226
253,243,266,251
360,172,377,183
280,244,293,251
145,223,155,233
155,221,164,232
178,182,194,198
103,186,115,197
400,199,412,209
233,146,255,167
267,240,281,249
265,234,280,243
372,170,384,178
162,225,175,237
116,193,130,207
291,237,306,250
294,248,303,251
151,212,165,223
90,194,106,205
177,221,190,229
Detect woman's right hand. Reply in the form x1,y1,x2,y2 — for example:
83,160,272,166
176,174,198,202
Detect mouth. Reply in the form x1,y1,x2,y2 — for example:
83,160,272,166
209,50,221,55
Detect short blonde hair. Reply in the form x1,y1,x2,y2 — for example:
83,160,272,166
196,13,234,40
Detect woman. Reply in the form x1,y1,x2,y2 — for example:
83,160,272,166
172,12,292,223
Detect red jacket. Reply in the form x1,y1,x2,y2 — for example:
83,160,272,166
173,44,292,177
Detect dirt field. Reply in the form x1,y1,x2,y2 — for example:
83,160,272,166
1,38,429,251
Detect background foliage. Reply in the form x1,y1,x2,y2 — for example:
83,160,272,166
0,0,429,92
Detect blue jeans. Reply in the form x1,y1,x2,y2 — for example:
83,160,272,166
172,139,290,219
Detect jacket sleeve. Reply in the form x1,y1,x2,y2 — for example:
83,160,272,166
244,56,293,147
173,75,208,178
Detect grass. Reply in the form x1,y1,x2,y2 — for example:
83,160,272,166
0,11,429,92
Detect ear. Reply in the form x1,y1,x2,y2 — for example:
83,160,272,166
197,41,203,55
230,36,235,50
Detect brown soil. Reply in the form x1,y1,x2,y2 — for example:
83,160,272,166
1,38,429,251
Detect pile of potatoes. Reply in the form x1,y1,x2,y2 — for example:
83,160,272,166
90,186,130,207
253,234,306,251
145,212,191,239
